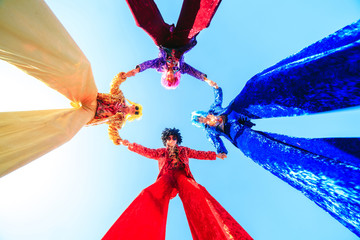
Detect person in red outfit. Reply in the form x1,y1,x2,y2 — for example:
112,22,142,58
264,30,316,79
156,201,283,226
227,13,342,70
102,128,253,240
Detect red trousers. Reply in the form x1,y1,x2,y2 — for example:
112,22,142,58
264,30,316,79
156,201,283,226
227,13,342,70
125,0,222,47
102,170,252,240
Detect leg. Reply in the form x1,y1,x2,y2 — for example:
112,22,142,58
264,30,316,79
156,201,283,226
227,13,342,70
125,0,171,46
102,175,174,240
168,0,222,47
177,174,252,240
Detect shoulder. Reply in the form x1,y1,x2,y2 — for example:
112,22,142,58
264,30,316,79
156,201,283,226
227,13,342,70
177,146,189,152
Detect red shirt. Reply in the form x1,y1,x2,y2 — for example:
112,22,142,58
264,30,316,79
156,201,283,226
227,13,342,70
128,143,217,179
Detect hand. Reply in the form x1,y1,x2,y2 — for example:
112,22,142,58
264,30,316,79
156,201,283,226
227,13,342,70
119,139,131,147
216,153,227,160
125,68,139,78
204,77,218,89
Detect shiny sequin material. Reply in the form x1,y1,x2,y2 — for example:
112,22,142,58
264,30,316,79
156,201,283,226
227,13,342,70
102,143,252,240
197,20,360,237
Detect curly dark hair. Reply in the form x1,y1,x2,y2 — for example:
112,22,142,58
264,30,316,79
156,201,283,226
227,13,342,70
161,128,183,146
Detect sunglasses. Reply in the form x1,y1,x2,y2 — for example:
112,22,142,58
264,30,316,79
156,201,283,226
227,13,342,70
167,136,177,141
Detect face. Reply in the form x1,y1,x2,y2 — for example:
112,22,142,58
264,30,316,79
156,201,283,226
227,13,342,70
197,116,212,125
128,105,140,115
197,116,207,123
166,135,177,147
166,70,176,84
166,55,180,75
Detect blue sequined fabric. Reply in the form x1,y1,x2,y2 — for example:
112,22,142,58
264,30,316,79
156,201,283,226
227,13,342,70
198,20,360,237
229,20,360,119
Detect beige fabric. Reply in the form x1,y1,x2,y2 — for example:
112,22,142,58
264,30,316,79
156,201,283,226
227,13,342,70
0,0,98,177
0,108,93,176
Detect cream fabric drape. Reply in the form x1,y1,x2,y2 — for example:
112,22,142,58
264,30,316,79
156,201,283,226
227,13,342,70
0,0,98,177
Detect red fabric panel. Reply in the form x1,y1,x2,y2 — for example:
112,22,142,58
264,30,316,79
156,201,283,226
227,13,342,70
102,170,253,240
125,0,221,47
174,0,222,42
102,175,173,240
188,0,222,39
125,0,171,46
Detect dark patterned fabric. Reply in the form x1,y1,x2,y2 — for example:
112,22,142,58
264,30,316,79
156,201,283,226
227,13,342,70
137,46,207,80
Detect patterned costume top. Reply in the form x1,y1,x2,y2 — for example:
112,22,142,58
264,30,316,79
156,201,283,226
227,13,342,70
201,87,253,154
128,143,216,180
136,41,207,81
87,73,127,145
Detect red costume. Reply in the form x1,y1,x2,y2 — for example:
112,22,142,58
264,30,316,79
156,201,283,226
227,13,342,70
126,0,221,49
102,143,252,240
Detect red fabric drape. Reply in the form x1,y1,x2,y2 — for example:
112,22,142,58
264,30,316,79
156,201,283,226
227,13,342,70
125,0,221,47
102,170,252,240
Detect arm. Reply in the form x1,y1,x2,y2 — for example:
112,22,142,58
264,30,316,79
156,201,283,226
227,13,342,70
136,58,163,72
209,87,223,111
108,122,123,145
185,147,217,160
181,62,207,80
125,142,162,160
110,72,127,96
206,129,228,154
125,58,163,77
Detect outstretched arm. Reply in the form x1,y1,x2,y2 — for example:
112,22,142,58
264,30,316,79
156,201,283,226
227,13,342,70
110,72,127,95
125,58,164,78
136,58,163,72
206,129,228,155
185,147,217,160
121,140,162,160
181,62,207,80
125,67,140,77
181,63,219,88
209,87,223,110
185,147,227,160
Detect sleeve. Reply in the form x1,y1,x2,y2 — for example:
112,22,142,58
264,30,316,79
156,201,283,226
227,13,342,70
136,58,163,72
107,117,125,145
181,63,207,80
110,72,127,96
128,143,162,160
185,147,217,160
209,87,223,111
206,129,228,154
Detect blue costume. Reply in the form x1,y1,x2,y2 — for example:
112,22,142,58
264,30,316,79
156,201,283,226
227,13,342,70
194,20,360,237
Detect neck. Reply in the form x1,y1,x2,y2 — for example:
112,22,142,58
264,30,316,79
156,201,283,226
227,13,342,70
119,105,129,114
167,144,177,149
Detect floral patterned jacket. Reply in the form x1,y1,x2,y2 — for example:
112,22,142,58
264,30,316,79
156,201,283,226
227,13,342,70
128,143,216,180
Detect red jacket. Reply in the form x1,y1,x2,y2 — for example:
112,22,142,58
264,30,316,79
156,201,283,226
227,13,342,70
128,143,217,179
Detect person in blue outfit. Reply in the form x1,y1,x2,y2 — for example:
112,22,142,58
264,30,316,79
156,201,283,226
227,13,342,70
192,20,360,237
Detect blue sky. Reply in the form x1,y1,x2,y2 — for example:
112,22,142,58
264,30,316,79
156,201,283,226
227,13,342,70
0,0,360,239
